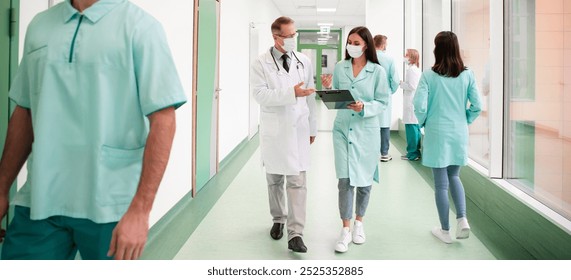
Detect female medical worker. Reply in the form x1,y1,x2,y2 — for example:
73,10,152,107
330,26,390,253
413,31,482,244
399,49,422,161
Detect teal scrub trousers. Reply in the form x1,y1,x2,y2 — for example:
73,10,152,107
405,124,422,160
1,206,117,260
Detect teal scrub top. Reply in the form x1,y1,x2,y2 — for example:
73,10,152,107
376,51,400,128
9,0,187,223
332,59,390,186
413,69,481,168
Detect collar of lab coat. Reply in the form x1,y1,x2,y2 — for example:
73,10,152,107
342,59,376,83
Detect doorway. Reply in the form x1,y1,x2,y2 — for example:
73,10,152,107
193,0,221,195
297,29,342,90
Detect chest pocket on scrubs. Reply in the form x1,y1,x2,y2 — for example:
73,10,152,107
26,45,48,95
97,145,145,206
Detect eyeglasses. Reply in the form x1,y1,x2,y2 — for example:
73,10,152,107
275,32,298,39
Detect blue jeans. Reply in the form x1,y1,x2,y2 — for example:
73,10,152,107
380,127,390,155
338,178,371,220
405,124,422,159
432,166,466,230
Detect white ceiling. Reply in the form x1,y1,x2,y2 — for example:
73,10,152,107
269,0,366,29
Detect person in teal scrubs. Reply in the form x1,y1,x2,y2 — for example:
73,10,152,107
0,0,186,259
373,35,400,162
413,31,482,244
330,26,389,253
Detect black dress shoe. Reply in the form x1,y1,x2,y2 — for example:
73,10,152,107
270,223,284,240
288,236,307,253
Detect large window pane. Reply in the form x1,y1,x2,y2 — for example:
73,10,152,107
506,0,571,219
453,0,491,168
422,0,451,71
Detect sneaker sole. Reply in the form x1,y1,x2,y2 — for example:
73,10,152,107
456,228,470,239
335,244,349,253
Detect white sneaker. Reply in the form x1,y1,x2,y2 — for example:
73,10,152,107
335,227,352,253
456,217,471,239
380,154,392,162
352,220,366,244
431,227,453,244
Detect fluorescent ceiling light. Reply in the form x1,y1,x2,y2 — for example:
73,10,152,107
317,8,336,12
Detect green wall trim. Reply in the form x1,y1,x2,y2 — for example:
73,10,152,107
392,128,571,259
141,134,259,259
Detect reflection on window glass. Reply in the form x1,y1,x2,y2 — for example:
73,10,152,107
506,0,571,219
452,0,491,168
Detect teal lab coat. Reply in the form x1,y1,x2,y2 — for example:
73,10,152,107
376,51,400,128
332,59,390,186
413,69,482,168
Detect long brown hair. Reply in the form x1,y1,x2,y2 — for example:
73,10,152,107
432,31,466,77
345,26,379,65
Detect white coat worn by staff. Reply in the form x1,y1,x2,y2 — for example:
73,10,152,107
250,16,316,253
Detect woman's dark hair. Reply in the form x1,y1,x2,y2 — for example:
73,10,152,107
432,31,466,77
345,26,379,65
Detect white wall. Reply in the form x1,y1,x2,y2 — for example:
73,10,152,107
130,0,193,226
218,0,280,159
366,0,404,130
16,0,193,226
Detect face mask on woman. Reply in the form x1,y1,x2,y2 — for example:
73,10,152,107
346,44,364,58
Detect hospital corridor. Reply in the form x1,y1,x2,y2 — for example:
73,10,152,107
0,0,570,267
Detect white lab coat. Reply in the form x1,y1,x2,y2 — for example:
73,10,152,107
250,48,317,175
400,65,421,124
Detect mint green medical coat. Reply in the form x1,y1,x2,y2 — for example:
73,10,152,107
413,69,481,168
332,59,390,186
9,0,187,223
376,51,400,128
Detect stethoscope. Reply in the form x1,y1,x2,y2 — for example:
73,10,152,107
270,47,305,82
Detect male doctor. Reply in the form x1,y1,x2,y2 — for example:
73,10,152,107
374,35,400,162
250,16,316,253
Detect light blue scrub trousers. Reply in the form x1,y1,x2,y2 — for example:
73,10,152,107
338,178,372,220
432,166,466,231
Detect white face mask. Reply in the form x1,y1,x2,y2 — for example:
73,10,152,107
404,57,410,65
346,44,364,58
282,37,297,53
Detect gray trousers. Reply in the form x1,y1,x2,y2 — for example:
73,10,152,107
338,178,372,220
266,172,307,240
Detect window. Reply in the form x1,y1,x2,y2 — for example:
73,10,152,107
452,0,491,168
505,0,571,219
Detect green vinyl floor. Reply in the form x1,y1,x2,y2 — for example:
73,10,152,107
174,104,495,260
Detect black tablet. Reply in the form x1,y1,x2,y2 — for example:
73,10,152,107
316,90,356,109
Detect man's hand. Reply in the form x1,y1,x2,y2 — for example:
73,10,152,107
310,136,316,144
107,208,149,260
321,74,332,89
294,82,315,97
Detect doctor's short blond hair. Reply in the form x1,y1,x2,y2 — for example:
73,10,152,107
271,16,295,35
406,49,420,67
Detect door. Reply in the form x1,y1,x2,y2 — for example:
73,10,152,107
193,0,220,195
0,0,19,253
